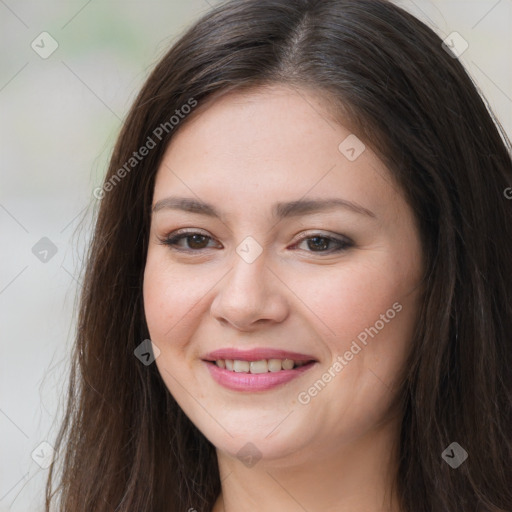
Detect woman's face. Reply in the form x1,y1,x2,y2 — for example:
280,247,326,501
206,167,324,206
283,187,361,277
143,84,423,464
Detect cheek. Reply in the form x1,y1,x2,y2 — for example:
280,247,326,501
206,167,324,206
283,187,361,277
286,257,417,347
289,263,419,438
142,252,205,402
287,254,421,417
143,247,215,333
143,251,201,353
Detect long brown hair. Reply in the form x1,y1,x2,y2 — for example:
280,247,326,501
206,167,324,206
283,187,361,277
45,0,512,510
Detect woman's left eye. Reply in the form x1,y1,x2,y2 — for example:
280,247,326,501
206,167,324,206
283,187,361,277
293,234,351,253
158,231,352,254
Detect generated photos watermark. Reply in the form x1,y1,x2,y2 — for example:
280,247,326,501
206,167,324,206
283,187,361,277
297,301,403,405
93,97,198,200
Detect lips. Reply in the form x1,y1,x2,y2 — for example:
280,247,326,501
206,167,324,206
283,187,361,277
202,348,318,391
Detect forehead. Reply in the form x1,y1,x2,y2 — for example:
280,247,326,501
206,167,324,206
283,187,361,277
152,84,397,220
168,84,342,159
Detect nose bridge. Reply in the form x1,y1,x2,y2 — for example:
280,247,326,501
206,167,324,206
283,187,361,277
210,241,288,329
231,242,268,292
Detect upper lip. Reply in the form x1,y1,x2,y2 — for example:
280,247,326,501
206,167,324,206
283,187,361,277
202,348,317,362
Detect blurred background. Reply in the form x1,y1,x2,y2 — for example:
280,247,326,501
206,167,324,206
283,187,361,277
0,0,510,510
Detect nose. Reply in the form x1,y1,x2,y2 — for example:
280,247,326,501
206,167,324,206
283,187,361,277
210,250,289,332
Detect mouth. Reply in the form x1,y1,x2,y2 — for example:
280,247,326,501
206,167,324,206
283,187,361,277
202,349,318,391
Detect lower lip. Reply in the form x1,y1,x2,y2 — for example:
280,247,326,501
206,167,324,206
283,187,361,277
204,360,316,391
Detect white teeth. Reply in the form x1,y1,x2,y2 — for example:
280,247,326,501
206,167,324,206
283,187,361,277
267,359,282,372
233,360,250,372
282,358,294,370
213,357,310,373
249,360,268,374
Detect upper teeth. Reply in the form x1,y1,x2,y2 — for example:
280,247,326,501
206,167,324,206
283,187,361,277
215,358,307,373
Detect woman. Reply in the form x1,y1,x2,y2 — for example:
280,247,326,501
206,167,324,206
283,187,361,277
45,0,512,511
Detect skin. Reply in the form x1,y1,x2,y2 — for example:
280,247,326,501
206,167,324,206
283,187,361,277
143,84,424,512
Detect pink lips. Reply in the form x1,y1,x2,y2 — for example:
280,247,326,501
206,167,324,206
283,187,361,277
202,348,317,392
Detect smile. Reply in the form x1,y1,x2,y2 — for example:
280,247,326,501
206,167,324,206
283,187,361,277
203,359,317,391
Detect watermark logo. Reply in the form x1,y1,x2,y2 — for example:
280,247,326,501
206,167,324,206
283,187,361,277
32,237,58,263
236,236,263,264
236,442,262,468
31,441,55,469
134,339,161,366
338,134,366,161
442,32,469,59
31,32,58,59
441,442,468,469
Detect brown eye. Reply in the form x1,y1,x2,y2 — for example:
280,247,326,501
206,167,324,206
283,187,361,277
159,231,220,252
306,236,331,251
294,234,352,253
184,234,210,249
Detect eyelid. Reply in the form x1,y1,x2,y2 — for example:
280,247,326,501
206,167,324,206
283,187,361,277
163,227,212,238
291,229,351,244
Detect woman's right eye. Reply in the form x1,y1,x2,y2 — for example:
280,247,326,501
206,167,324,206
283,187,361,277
158,231,221,252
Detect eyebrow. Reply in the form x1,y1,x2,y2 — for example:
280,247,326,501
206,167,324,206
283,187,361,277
152,196,376,219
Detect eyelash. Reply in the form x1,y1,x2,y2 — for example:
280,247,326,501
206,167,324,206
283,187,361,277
157,229,352,255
